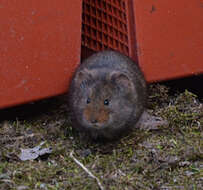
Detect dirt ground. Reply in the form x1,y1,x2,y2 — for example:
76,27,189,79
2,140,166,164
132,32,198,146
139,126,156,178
0,82,202,190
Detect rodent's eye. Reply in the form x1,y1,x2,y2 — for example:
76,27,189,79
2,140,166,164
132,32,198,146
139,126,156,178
86,97,91,104
104,99,109,106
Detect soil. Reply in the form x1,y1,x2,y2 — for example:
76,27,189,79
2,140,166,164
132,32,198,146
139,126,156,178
0,83,202,190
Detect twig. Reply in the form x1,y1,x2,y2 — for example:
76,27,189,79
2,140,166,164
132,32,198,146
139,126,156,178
70,151,105,190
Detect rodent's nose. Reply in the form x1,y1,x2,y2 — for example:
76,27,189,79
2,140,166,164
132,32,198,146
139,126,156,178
91,119,98,124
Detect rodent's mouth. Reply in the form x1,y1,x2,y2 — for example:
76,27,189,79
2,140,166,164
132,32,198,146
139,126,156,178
91,124,106,128
82,117,111,129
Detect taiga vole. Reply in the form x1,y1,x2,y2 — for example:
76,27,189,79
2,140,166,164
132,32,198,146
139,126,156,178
68,51,147,140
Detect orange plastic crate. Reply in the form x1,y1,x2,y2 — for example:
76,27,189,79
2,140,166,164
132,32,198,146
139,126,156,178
81,0,203,82
132,0,203,82
81,0,137,61
0,0,82,109
1,0,203,109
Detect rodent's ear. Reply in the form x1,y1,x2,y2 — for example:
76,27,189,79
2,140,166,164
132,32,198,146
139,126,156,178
75,69,92,84
110,72,133,91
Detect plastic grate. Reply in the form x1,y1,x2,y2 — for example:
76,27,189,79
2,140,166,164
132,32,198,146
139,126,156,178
82,0,129,56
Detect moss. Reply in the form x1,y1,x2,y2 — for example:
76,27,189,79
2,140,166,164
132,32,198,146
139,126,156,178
0,86,202,189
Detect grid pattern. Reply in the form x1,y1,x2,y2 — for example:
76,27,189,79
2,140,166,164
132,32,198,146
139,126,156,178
82,0,129,56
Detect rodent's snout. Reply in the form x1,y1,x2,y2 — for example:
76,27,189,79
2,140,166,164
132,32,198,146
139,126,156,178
83,106,110,127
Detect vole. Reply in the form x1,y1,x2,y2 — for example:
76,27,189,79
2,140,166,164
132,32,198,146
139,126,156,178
68,50,147,140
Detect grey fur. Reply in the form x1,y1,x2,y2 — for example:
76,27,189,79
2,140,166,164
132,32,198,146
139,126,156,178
68,50,147,140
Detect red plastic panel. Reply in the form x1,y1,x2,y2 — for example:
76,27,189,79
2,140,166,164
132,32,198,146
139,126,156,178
0,0,82,109
82,0,137,60
133,0,203,82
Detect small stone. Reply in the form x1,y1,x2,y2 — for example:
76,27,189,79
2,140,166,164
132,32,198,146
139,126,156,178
80,149,92,157
179,161,191,167
17,186,29,190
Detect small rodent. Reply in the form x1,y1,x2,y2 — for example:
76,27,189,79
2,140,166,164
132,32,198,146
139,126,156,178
68,50,147,140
